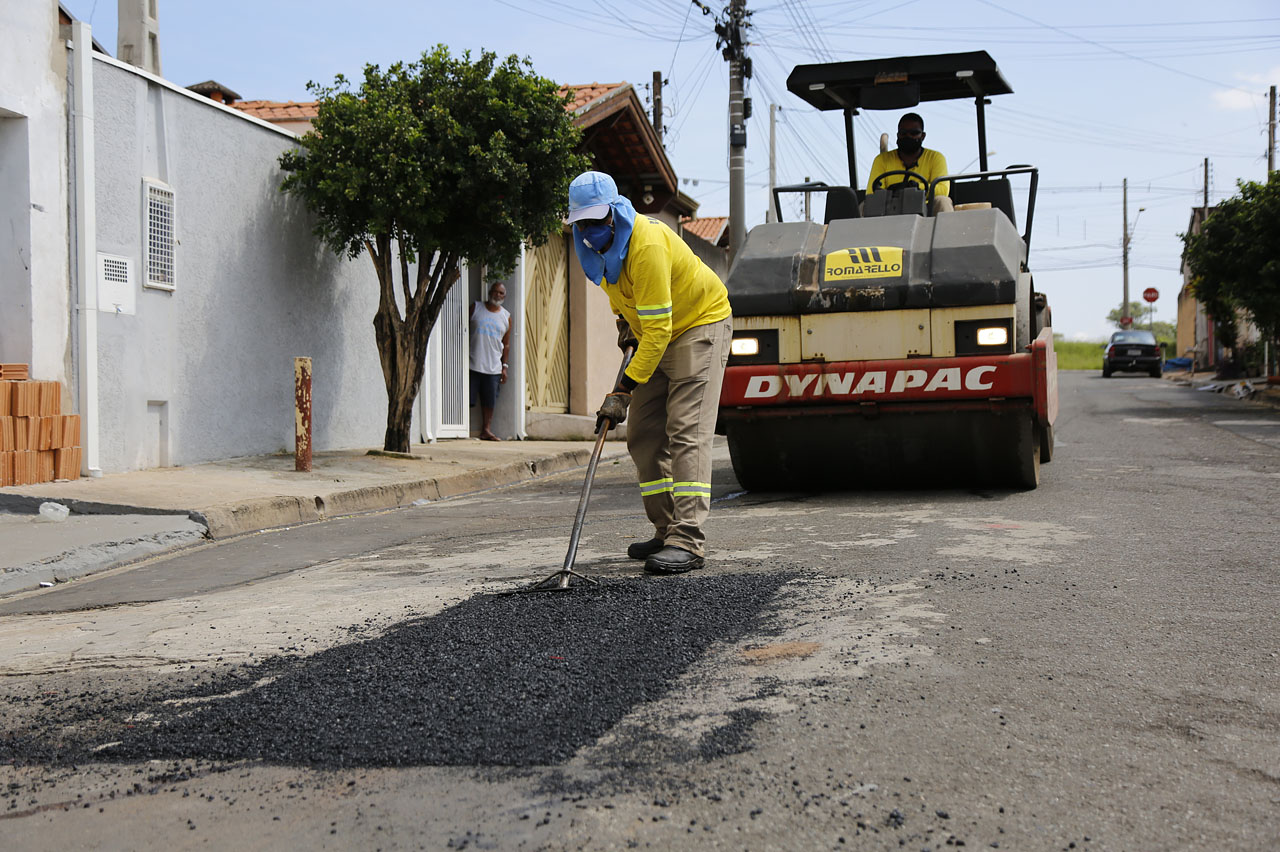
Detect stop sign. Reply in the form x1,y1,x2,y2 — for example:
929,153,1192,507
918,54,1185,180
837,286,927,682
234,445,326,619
1120,316,1133,328
1143,287,1159,303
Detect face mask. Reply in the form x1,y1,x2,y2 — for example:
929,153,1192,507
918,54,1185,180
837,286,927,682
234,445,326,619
897,135,922,155
579,221,613,253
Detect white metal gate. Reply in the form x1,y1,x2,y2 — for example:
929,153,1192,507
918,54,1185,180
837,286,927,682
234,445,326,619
432,268,470,438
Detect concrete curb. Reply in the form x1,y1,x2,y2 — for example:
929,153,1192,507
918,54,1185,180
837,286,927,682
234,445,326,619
1,447,616,541
195,496,321,539
197,448,604,538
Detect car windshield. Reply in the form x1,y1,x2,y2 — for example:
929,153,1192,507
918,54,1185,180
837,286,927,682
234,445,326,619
1111,331,1157,345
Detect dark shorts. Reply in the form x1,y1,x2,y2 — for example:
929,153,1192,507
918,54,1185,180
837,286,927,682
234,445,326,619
470,371,501,409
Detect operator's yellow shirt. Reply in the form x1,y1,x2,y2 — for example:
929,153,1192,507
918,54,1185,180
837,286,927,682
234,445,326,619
866,148,950,197
603,215,732,386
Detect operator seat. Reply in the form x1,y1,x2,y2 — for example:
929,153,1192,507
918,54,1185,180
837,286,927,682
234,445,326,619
949,178,1016,226
823,187,861,222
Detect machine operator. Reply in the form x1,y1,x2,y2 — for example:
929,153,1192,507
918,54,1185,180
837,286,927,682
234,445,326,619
866,112,954,214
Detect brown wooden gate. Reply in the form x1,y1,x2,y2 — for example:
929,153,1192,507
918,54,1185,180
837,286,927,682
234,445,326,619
524,234,570,413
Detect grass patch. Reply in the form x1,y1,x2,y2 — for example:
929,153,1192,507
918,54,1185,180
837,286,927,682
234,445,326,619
1055,340,1105,371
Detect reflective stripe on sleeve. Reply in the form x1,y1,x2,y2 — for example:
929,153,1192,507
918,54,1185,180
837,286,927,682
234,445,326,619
635,301,673,319
639,477,674,496
671,481,712,497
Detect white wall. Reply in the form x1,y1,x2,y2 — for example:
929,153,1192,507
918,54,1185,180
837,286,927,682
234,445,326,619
0,2,71,393
90,57,388,471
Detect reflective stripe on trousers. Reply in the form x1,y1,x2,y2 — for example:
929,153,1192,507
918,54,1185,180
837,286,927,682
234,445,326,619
627,317,732,557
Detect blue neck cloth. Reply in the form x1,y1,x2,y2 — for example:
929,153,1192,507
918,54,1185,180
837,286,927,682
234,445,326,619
571,196,637,286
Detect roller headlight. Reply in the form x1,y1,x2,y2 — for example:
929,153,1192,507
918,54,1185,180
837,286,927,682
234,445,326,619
954,319,1013,356
728,329,778,365
976,326,1009,347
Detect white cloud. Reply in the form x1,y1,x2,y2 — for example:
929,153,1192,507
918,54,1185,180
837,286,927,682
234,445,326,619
1213,89,1260,111
1213,68,1280,111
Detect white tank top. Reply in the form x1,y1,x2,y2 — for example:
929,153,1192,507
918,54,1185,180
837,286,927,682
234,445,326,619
469,301,510,375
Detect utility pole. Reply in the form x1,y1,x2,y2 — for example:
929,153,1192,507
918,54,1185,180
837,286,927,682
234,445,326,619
652,71,663,143
716,0,750,262
1203,157,1209,210
1122,177,1129,325
766,102,777,223
1268,85,1276,174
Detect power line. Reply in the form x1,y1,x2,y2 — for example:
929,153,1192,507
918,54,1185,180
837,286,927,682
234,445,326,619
787,12,1280,30
489,0,706,41
666,0,698,82
974,0,1263,95
668,45,721,138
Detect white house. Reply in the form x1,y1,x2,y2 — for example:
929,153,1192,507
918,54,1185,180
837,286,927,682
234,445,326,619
2,3,722,475
2,3,486,474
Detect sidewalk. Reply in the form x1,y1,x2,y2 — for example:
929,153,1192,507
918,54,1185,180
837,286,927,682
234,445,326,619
1163,370,1280,408
0,439,628,596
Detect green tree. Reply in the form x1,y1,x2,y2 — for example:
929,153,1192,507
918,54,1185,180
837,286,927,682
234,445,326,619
1106,301,1156,328
280,46,588,452
1182,172,1280,358
1105,302,1174,345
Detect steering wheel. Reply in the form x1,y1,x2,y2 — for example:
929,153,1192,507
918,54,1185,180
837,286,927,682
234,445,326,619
871,169,930,195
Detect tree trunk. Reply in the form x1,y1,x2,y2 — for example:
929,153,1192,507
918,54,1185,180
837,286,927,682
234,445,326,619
377,318,423,453
367,234,461,454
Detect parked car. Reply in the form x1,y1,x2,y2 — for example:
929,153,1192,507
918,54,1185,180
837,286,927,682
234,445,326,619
1103,330,1163,377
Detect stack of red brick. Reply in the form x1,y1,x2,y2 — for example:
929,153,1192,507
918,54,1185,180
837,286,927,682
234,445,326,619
0,364,82,486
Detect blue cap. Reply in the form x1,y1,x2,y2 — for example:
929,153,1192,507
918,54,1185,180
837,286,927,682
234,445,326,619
567,171,619,223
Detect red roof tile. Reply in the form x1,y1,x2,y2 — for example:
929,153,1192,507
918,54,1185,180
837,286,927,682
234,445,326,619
231,86,620,125
558,83,627,114
681,216,728,245
231,100,319,121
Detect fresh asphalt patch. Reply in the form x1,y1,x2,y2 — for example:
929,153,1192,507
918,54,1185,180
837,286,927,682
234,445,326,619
1,573,794,771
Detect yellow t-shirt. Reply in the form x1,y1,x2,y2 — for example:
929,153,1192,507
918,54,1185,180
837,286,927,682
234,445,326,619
602,215,732,386
866,148,949,197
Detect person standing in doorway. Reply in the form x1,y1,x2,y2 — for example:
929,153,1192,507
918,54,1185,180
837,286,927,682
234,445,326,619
567,170,733,575
469,282,510,442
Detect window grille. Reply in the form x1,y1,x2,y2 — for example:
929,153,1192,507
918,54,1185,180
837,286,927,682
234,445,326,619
143,179,175,290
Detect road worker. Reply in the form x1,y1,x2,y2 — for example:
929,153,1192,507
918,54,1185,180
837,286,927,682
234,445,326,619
566,171,733,574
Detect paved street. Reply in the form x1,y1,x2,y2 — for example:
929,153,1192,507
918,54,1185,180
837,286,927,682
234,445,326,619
1,371,1278,851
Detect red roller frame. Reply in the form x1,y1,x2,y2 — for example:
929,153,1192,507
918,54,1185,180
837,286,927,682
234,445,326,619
721,328,1057,426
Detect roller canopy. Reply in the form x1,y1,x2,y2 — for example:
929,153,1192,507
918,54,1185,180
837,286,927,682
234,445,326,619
787,51,1012,112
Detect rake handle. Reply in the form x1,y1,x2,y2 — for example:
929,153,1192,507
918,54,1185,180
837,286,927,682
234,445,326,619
560,346,635,581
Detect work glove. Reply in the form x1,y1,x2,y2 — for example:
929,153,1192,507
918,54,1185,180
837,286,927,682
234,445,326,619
616,317,638,354
595,390,631,433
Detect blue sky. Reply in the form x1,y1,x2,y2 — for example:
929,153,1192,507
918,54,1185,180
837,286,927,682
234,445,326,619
63,0,1279,341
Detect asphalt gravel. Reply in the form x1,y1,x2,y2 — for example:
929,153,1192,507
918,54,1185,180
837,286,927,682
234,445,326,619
1,573,793,770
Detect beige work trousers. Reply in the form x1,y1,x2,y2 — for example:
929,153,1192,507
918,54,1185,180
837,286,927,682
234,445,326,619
627,317,732,558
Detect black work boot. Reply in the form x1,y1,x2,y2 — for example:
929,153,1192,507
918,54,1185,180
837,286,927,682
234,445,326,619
643,545,704,575
627,537,664,560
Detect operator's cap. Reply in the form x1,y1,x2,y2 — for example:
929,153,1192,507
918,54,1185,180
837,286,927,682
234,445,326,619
567,171,618,223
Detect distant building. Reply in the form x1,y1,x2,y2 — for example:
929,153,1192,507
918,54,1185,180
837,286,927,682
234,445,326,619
1179,205,1260,372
